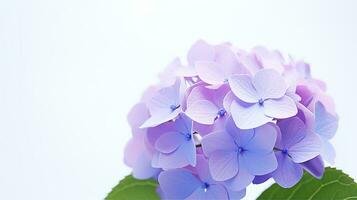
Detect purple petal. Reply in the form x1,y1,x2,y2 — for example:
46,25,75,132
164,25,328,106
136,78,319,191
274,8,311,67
273,151,303,188
208,150,239,181
201,131,237,157
253,173,272,184
187,40,216,66
264,96,297,119
159,169,201,199
244,123,277,152
241,151,277,175
124,132,159,179
252,69,287,99
289,131,321,163
230,101,272,129
185,100,219,125
296,102,315,129
174,113,193,136
186,185,228,200
132,153,160,179
140,111,180,128
228,75,259,103
124,131,146,168
224,163,254,191
301,156,324,179
196,61,227,85
225,117,255,146
155,131,185,153
141,79,182,128
315,101,338,140
195,155,214,183
227,189,246,200
154,140,196,169
146,121,175,150
276,117,306,149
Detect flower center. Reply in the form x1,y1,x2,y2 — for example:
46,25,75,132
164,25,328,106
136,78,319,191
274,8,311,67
202,182,210,192
185,133,192,141
237,147,245,153
217,109,226,117
170,104,180,112
282,149,288,155
258,99,264,106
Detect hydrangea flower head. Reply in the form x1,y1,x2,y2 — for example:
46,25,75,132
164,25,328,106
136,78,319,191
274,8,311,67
123,40,339,199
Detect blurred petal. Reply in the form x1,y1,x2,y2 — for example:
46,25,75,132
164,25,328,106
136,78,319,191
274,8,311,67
155,131,185,153
215,44,248,77
124,132,146,167
289,131,321,163
159,169,201,199
223,91,236,112
209,150,239,181
127,103,150,135
132,153,160,179
264,96,297,119
187,40,216,66
196,61,226,85
320,139,336,165
231,101,272,129
185,100,219,125
273,151,303,188
252,69,287,99
315,101,338,140
228,75,259,103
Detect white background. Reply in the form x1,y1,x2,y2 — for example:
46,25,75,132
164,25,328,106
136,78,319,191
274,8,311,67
1,0,356,199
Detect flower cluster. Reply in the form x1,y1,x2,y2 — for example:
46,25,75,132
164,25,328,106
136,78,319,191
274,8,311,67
124,40,339,199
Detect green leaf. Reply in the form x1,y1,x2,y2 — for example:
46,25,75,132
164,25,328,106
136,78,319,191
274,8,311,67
105,175,160,200
257,167,357,200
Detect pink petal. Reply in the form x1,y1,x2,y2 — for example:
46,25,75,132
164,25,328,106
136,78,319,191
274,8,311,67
196,61,226,85
208,150,239,181
187,40,215,66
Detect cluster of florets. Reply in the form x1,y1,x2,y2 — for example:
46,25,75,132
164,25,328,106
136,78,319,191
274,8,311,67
124,40,338,200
